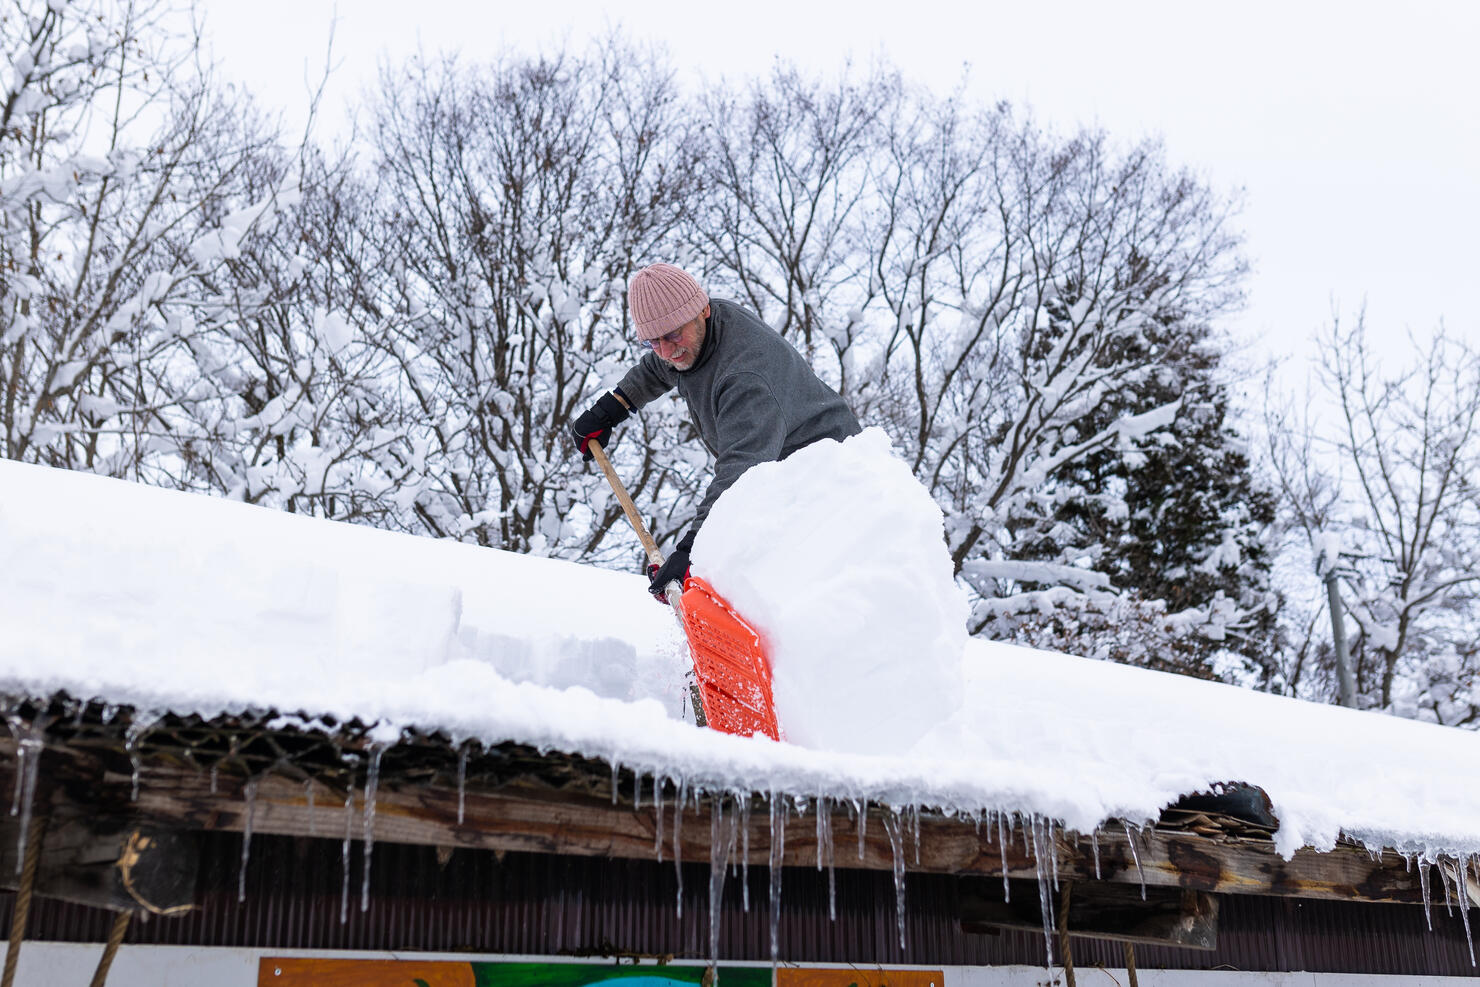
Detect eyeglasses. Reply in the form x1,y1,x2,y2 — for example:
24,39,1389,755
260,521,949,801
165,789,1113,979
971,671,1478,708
640,326,685,350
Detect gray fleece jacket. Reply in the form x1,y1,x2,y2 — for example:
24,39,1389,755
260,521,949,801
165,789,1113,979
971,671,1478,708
616,298,860,535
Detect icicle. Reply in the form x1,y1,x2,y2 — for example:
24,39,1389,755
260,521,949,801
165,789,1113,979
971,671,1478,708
998,812,1010,903
739,794,751,912
1439,855,1476,965
857,801,868,861
7,741,20,818
1021,812,1031,854
238,777,258,903
633,770,642,810
10,714,48,875
1049,821,1060,892
361,747,383,913
673,777,685,918
339,784,354,924
123,712,158,802
768,791,788,961
1123,822,1147,901
457,746,469,825
910,804,921,866
816,796,836,921
1030,815,1055,968
708,794,738,975
1091,828,1102,880
883,810,907,951
210,763,219,795
1457,855,1476,966
1419,859,1434,931
305,780,317,837
654,776,665,862
815,797,827,872
1462,887,1477,968
827,845,838,922
611,759,620,806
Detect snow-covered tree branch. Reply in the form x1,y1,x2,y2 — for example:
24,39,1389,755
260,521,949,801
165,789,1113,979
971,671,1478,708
355,42,702,558
2,15,1283,689
1269,314,1480,724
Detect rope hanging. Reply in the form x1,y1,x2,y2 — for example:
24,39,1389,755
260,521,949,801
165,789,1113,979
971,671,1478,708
1,812,47,987
1056,880,1076,987
88,911,132,987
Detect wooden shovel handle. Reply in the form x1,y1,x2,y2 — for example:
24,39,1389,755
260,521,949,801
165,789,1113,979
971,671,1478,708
588,439,665,568
588,439,704,725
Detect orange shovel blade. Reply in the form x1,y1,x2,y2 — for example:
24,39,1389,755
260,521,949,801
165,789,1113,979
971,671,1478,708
679,576,781,741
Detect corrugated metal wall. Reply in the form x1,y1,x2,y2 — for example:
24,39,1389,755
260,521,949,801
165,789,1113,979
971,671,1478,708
4,832,1476,976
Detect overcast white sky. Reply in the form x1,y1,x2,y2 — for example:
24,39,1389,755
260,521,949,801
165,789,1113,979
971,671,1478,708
200,0,1478,379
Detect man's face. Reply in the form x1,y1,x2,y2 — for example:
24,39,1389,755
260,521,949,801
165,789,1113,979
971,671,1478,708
648,305,710,371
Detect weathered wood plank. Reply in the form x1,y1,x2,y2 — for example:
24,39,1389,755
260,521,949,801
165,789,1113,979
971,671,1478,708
0,738,1440,907
961,879,1219,950
123,760,1434,906
0,814,197,915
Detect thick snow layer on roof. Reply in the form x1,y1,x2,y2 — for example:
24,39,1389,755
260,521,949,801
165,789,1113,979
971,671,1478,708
3,456,1480,862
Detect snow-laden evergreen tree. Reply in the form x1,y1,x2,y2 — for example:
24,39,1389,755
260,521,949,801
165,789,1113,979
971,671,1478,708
999,303,1279,678
860,111,1258,663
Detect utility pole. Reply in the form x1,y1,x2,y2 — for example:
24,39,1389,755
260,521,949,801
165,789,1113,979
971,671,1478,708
1323,564,1357,709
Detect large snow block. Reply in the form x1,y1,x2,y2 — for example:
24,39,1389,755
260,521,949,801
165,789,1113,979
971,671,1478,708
694,428,969,755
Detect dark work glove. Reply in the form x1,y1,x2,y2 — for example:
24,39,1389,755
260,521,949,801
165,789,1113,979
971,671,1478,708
569,391,630,461
647,530,696,604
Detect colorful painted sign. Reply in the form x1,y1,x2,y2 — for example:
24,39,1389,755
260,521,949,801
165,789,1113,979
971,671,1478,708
261,959,774,987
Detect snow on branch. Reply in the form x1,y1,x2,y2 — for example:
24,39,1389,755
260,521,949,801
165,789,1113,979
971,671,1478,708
961,559,1112,590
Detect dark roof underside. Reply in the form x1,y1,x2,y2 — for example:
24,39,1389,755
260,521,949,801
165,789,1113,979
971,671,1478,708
7,832,1478,977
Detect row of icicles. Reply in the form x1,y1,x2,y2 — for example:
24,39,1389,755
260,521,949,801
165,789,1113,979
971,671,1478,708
5,711,1478,972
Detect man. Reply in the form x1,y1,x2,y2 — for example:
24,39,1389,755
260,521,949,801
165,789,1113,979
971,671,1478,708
570,263,860,601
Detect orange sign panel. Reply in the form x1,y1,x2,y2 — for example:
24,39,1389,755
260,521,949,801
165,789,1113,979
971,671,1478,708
263,958,476,987
776,971,944,987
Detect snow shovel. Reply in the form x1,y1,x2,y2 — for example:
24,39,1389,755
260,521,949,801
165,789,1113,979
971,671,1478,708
587,439,781,741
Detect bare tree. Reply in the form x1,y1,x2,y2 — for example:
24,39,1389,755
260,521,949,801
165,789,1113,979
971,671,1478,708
1,0,296,482
146,141,415,523
696,63,898,392
684,68,1262,662
3,9,1276,682
358,41,702,558
861,105,1253,648
1269,314,1480,723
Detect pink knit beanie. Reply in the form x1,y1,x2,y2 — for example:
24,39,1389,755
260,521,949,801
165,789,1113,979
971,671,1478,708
628,263,708,340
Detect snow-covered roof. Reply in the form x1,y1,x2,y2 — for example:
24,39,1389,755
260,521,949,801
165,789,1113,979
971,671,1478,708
4,457,1479,865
